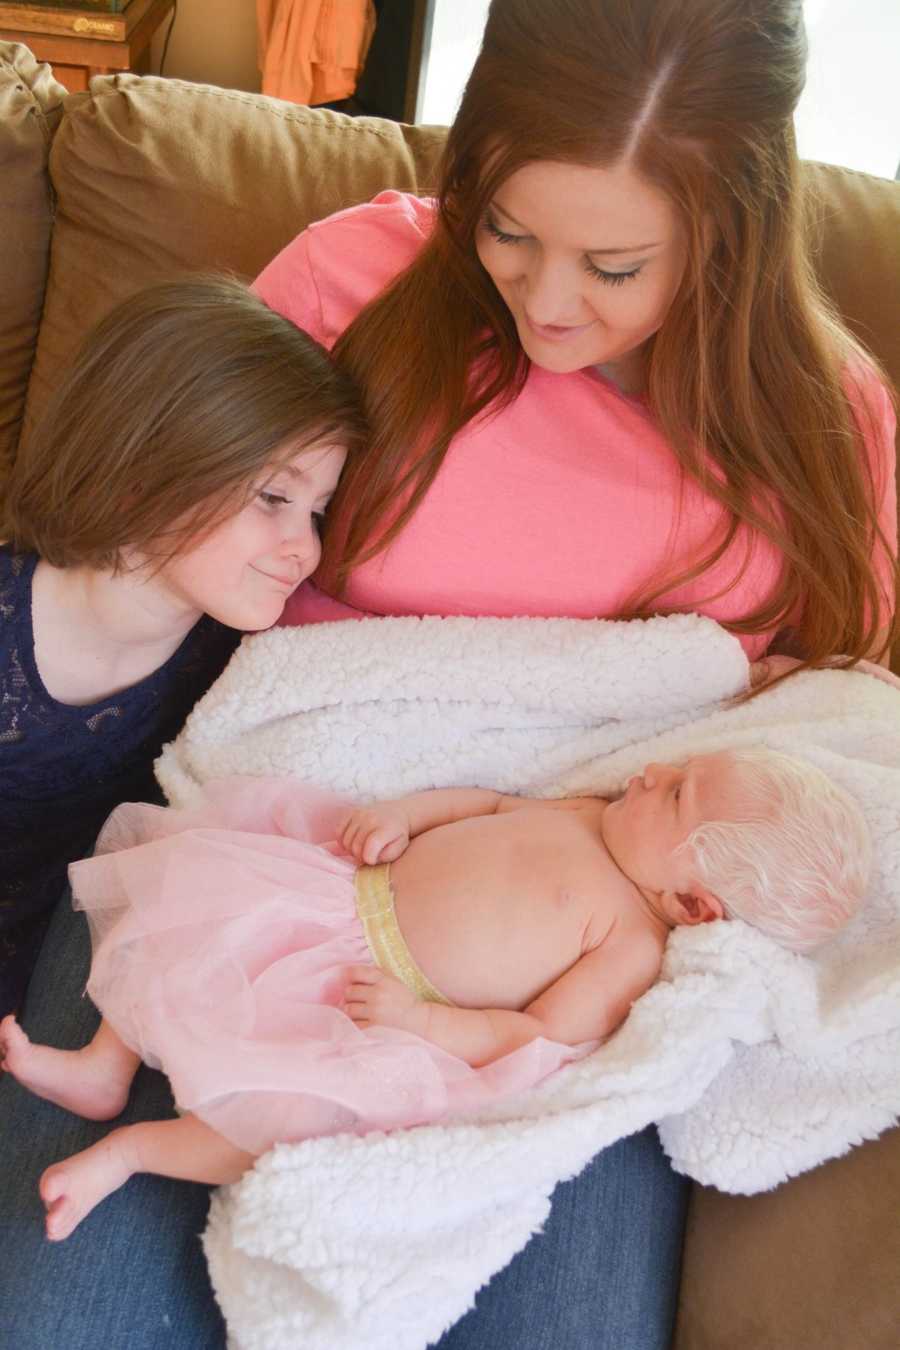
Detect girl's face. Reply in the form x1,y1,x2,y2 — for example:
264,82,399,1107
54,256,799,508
475,158,688,390
153,439,347,631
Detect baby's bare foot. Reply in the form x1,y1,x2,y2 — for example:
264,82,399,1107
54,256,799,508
0,1015,131,1120
40,1132,135,1240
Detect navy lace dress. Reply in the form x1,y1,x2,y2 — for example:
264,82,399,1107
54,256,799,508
0,548,240,1016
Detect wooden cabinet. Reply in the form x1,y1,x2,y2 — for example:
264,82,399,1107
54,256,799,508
0,0,175,93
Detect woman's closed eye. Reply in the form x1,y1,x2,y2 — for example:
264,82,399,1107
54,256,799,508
482,214,526,247
482,215,642,287
582,258,641,286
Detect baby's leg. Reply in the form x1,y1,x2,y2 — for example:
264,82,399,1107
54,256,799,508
0,1014,139,1120
40,1114,255,1241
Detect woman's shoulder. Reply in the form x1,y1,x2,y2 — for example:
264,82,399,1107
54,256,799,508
843,357,895,429
841,355,896,492
254,192,436,348
305,190,436,246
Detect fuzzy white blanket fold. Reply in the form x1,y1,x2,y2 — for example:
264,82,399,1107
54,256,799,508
156,615,900,1350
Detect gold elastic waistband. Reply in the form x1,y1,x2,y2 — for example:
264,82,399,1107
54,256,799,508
354,863,453,1006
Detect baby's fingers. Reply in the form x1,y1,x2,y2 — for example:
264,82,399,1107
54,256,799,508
377,835,408,863
345,965,381,985
338,813,363,853
341,817,390,862
344,967,384,1025
358,828,401,865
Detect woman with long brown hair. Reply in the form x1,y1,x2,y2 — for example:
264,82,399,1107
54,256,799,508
3,4,894,1349
250,3,896,1346
273,0,895,680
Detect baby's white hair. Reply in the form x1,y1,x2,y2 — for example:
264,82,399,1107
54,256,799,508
681,748,872,954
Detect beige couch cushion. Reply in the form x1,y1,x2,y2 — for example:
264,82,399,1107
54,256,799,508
0,44,65,484
21,73,445,449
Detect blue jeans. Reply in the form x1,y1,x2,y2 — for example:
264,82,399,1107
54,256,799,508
0,897,688,1350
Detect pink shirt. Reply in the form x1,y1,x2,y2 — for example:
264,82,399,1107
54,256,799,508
254,192,897,659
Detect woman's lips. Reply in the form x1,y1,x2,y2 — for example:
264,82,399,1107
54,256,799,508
524,314,597,343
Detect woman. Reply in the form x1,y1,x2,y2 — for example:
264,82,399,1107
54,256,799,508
1,2,895,1347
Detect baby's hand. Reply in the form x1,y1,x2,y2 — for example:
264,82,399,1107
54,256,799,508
340,804,410,863
344,967,427,1035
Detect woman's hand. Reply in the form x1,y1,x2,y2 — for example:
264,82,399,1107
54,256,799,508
748,654,804,689
340,804,411,863
343,966,427,1034
749,654,900,692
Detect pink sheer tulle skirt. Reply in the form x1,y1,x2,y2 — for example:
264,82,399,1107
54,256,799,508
69,777,581,1155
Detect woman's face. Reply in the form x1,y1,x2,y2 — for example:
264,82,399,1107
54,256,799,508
475,158,688,389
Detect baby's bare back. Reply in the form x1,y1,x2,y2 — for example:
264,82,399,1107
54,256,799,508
391,802,655,1009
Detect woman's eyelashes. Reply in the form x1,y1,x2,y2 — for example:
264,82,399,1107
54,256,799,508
482,214,642,287
483,215,525,247
582,258,641,286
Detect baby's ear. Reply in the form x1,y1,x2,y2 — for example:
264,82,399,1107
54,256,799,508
670,886,725,926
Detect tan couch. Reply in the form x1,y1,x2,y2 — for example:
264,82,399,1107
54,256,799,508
2,40,898,1350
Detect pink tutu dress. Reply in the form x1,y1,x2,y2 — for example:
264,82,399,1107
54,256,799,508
69,777,583,1155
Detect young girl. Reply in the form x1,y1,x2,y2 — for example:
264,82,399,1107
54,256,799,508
0,746,870,1239
0,277,365,1017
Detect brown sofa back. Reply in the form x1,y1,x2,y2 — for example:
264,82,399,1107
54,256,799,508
18,71,445,452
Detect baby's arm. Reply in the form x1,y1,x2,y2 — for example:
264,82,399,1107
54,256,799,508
341,787,513,864
345,938,661,1064
341,788,597,864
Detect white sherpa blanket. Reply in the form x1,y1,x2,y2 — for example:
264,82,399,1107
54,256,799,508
156,614,900,1350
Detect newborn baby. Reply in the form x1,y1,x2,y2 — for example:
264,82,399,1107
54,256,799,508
0,747,870,1239
340,747,871,1056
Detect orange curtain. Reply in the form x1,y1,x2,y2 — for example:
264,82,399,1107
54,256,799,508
257,0,377,106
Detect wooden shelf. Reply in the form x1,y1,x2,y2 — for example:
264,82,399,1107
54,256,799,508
0,2,135,40
0,0,173,91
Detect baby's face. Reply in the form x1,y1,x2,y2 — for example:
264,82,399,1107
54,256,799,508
601,752,739,899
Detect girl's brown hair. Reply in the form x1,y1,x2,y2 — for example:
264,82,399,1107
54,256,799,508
5,276,366,568
325,0,897,667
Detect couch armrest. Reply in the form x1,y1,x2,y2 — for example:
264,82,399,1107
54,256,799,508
0,42,66,489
